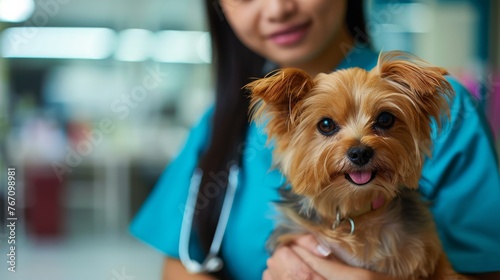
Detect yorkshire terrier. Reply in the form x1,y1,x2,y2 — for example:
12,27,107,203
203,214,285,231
246,51,463,279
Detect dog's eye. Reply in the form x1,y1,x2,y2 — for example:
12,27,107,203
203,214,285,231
317,118,339,136
375,112,395,129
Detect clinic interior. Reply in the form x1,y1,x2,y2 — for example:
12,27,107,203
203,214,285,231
0,0,499,279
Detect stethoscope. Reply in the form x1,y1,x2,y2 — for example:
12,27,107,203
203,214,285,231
179,164,239,274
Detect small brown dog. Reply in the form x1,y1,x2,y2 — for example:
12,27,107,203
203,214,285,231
246,51,463,279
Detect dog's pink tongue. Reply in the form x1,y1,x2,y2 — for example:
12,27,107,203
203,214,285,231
372,193,385,210
349,171,372,185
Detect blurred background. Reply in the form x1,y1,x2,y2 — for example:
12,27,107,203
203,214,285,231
0,0,498,279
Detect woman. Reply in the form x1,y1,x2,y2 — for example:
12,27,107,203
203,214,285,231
130,0,500,279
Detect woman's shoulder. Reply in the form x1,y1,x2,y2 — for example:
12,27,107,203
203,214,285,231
186,105,215,144
129,105,215,257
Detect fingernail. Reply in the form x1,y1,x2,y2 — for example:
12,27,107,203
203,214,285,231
316,244,331,257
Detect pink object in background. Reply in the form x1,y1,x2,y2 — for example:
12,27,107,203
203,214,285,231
488,73,500,139
455,71,499,140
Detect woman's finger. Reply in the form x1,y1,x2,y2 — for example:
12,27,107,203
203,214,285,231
267,246,325,280
294,234,332,257
262,269,272,280
290,245,395,280
290,245,344,279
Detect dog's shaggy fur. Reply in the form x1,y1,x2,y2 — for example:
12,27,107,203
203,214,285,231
246,51,463,279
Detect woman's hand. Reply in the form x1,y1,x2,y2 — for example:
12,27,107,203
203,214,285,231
263,240,325,280
263,234,394,280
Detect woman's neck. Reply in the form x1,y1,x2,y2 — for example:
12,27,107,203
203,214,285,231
287,24,355,77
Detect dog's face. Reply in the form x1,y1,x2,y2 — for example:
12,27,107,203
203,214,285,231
247,51,454,217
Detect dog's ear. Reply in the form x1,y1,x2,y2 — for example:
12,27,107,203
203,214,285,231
245,68,313,135
376,51,454,130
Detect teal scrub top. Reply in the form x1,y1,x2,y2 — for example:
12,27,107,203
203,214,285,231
130,46,500,278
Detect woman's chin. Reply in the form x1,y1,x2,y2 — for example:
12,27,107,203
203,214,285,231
267,47,318,68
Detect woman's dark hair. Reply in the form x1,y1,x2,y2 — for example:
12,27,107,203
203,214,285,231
346,0,371,45
194,2,265,276
194,0,369,277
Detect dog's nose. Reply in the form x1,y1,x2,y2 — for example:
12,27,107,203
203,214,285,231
347,146,374,166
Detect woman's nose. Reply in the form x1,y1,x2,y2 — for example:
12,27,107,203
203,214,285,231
262,0,297,22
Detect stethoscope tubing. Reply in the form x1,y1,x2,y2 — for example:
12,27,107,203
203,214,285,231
179,165,239,273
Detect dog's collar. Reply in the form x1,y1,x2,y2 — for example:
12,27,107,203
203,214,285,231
331,194,386,234
332,208,356,234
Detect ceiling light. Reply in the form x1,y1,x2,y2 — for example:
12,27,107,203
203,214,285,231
153,31,211,64
1,27,116,59
114,29,154,62
0,0,35,23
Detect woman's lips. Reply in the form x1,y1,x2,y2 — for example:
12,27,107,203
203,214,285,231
268,22,310,47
